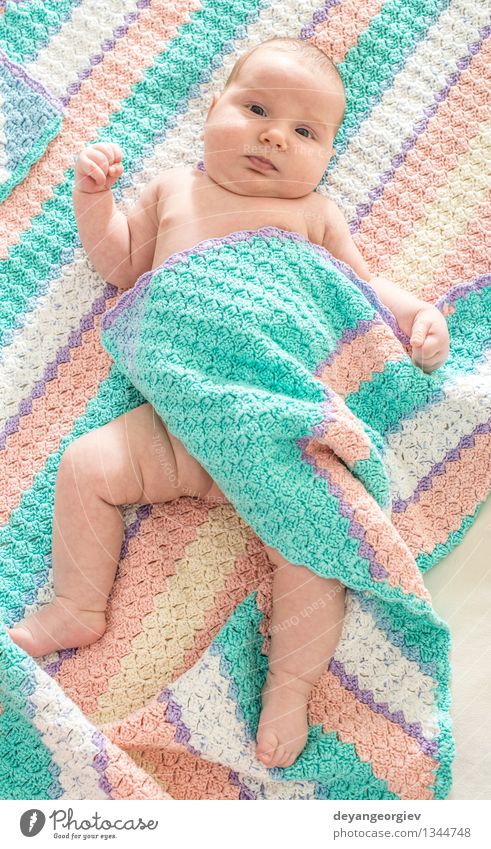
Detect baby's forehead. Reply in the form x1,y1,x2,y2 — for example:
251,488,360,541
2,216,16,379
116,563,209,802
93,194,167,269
233,51,336,107
237,51,321,92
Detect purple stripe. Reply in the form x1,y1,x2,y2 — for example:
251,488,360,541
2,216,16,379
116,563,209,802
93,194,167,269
60,0,151,106
352,25,491,233
42,646,77,677
434,273,491,310
229,770,257,800
158,689,200,756
392,416,491,513
0,48,64,114
300,0,343,39
330,658,439,758
91,730,114,798
42,503,152,677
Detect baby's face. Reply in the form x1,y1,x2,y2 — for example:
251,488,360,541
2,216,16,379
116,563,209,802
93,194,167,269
202,48,343,198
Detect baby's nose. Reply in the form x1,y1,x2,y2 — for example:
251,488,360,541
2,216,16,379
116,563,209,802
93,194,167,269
259,127,287,149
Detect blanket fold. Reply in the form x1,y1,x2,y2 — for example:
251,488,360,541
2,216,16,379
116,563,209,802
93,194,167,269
98,225,491,799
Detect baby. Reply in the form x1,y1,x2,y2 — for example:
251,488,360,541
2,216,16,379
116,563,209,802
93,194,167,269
8,37,450,770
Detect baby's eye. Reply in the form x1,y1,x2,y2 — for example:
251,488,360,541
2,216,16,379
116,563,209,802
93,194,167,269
248,104,266,116
296,127,313,138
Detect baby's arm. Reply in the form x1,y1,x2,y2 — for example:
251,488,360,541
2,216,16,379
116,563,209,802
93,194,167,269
321,199,427,336
321,200,450,372
73,142,162,289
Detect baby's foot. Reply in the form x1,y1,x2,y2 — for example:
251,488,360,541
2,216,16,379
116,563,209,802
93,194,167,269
256,668,311,769
6,596,106,657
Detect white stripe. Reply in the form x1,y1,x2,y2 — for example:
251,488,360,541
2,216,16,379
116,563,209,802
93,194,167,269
0,84,10,187
232,769,321,799
171,644,319,796
338,593,440,739
323,0,488,221
0,250,104,427
26,0,137,98
30,662,109,799
383,349,491,502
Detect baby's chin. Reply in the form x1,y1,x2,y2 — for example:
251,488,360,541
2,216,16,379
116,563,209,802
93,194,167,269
203,159,316,198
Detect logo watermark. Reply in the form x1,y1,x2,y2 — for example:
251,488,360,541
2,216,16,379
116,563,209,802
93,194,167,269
20,810,46,837
19,807,158,841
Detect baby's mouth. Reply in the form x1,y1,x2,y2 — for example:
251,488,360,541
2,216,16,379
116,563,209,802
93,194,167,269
246,155,278,172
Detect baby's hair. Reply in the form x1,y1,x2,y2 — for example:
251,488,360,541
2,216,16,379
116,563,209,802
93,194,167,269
223,37,346,136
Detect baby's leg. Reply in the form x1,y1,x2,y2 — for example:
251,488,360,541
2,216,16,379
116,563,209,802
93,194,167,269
256,545,346,769
7,403,221,657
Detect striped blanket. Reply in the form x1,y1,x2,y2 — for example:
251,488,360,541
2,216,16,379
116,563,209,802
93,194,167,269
0,0,490,801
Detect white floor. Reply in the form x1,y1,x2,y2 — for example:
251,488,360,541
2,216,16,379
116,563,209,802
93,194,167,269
423,494,491,800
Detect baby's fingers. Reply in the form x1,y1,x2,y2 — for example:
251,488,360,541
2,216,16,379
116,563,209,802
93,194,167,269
106,161,124,185
89,141,123,164
83,156,107,186
108,162,123,176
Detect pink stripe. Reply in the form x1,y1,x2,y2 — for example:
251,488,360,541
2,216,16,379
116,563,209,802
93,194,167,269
315,392,373,467
313,0,384,64
0,306,117,526
392,428,491,555
316,322,407,396
309,671,437,799
101,736,170,799
106,696,242,798
0,0,201,257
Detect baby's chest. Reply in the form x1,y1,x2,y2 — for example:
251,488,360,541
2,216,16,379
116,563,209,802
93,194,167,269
156,191,326,261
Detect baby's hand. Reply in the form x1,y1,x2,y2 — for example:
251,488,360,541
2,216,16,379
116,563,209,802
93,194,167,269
409,304,450,373
74,142,124,193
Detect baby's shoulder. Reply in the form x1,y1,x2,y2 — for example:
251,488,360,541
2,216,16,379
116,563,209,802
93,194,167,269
307,190,339,243
157,164,193,190
312,192,350,237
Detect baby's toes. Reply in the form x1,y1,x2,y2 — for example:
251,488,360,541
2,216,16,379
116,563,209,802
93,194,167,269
277,748,296,769
256,729,281,766
6,624,37,655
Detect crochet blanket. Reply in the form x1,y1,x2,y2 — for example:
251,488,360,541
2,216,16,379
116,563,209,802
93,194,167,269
1,0,490,801
99,226,491,800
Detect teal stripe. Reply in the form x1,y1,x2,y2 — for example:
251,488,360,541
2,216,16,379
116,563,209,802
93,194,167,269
212,593,397,798
0,0,78,64
0,367,145,625
443,286,491,372
0,633,61,799
330,0,451,159
0,0,265,346
348,358,439,435
0,706,60,799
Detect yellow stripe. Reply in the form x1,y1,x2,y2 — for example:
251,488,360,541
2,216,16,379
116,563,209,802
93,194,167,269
89,505,252,725
386,116,491,288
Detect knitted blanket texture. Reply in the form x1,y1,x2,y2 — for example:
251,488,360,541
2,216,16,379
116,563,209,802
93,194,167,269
1,0,490,801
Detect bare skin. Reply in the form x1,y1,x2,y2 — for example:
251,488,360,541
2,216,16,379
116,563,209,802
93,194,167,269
9,44,443,770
